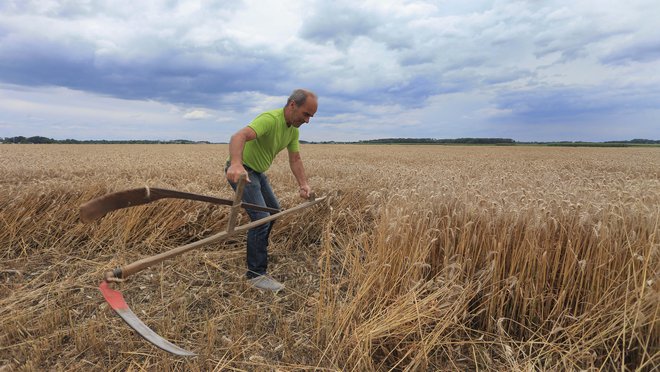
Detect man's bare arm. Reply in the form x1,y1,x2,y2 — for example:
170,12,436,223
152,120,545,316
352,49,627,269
288,150,312,198
226,127,257,183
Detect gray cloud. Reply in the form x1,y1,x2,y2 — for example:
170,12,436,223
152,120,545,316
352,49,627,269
601,39,660,65
0,0,280,109
300,5,378,49
492,82,660,124
0,35,293,107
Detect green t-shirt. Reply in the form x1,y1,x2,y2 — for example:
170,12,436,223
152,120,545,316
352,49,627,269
242,108,300,173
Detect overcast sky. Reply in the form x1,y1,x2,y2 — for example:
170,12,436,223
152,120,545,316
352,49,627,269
1,0,659,142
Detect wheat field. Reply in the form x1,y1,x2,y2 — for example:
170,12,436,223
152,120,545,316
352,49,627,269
0,144,658,371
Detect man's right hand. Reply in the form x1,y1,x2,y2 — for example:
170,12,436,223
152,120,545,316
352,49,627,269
226,163,250,183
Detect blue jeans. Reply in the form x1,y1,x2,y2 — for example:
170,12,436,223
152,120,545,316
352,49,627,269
225,164,281,278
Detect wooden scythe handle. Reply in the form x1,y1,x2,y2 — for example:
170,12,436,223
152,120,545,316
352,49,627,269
226,174,246,232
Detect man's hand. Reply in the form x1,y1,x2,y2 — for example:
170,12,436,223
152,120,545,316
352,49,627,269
299,184,312,199
226,163,250,184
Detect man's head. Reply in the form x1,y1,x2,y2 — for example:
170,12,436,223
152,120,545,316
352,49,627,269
284,89,318,128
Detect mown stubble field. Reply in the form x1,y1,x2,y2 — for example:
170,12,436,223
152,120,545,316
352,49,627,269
0,144,658,371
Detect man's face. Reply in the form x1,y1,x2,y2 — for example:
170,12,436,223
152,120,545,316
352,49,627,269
289,98,317,128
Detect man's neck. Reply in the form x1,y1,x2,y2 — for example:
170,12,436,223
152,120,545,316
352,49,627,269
283,106,293,126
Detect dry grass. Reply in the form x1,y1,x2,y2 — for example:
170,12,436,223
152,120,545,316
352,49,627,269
0,144,658,371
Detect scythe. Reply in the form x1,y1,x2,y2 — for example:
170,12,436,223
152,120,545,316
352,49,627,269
83,176,326,356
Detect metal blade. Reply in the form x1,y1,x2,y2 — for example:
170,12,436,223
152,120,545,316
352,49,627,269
99,281,196,356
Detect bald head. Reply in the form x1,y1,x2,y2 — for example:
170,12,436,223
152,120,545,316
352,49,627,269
286,89,317,108
284,89,318,128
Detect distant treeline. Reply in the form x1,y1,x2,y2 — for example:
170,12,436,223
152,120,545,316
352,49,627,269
357,138,516,144
3,136,659,146
521,139,660,147
314,138,659,146
300,138,516,145
1,136,211,144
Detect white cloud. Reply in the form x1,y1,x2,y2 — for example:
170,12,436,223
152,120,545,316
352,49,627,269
183,110,212,120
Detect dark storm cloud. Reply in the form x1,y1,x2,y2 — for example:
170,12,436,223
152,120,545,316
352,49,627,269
0,32,290,108
0,34,97,87
601,39,660,65
0,0,271,110
493,83,660,123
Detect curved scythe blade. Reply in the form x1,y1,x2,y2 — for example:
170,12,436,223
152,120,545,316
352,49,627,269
99,281,196,356
80,187,280,223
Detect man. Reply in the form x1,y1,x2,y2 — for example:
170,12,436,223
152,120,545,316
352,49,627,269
225,89,317,292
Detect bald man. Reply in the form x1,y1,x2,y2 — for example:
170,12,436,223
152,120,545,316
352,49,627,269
225,89,318,292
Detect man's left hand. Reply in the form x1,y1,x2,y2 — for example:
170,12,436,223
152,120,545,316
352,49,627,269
299,184,312,199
